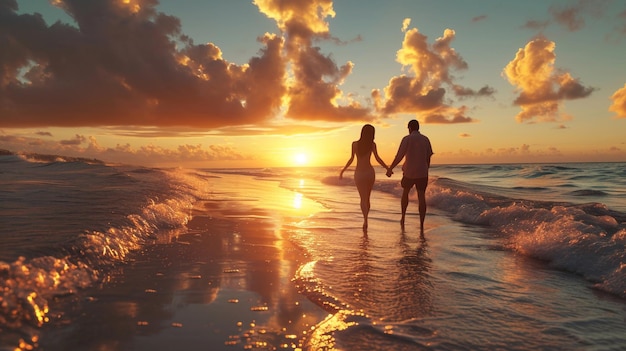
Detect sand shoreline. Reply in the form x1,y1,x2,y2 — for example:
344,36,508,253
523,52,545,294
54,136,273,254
35,200,327,350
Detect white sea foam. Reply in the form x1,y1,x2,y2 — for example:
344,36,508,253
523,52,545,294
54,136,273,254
0,154,211,343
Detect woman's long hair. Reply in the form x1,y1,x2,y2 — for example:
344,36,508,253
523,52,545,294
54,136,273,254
357,124,375,156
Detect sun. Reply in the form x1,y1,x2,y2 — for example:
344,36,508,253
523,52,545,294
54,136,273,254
294,153,308,166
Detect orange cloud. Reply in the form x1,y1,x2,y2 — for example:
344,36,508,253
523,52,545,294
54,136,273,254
372,23,492,123
503,36,594,123
609,83,626,118
0,0,286,128
254,0,372,122
253,0,335,35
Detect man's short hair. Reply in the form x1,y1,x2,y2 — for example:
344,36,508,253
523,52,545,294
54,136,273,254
408,119,419,131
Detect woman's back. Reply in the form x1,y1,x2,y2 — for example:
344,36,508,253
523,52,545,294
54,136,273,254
355,140,374,170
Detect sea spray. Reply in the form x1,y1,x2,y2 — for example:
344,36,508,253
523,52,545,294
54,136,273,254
425,177,626,298
0,153,211,348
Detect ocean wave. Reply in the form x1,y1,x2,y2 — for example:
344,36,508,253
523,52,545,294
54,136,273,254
14,150,106,165
425,178,626,298
512,186,549,191
567,189,609,197
326,171,625,298
0,154,210,343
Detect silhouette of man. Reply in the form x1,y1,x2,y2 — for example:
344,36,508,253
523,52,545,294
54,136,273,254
386,119,433,234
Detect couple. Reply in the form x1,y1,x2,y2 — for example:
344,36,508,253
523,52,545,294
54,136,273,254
339,120,433,234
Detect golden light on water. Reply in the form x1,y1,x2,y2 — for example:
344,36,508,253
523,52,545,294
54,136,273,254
26,292,49,326
293,192,303,209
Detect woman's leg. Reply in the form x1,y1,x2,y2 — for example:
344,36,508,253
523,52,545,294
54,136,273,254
355,171,375,230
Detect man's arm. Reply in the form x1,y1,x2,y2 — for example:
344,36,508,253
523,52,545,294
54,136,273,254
426,138,433,168
389,137,408,170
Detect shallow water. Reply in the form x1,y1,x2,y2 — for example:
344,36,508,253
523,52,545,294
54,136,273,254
1,154,625,350
277,169,626,350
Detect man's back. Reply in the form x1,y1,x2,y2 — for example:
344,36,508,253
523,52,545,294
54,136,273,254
400,131,433,179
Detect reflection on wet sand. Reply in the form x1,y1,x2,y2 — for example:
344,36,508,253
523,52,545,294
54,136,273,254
394,232,433,319
37,200,326,350
302,225,436,350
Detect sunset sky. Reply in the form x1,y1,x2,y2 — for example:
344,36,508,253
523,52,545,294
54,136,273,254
2,0,626,167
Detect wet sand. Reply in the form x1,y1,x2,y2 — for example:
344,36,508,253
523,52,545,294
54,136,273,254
30,170,626,350
37,197,328,350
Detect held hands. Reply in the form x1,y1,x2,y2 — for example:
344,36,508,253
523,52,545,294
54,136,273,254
385,167,393,178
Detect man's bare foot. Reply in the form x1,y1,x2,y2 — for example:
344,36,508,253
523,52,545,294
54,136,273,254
400,217,405,229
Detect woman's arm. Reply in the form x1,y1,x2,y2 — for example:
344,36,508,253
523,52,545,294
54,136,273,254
339,142,357,179
372,143,388,169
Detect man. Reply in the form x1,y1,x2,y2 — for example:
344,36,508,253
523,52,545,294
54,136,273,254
386,119,433,234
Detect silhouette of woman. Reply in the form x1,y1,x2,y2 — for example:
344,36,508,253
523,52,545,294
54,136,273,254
340,124,389,230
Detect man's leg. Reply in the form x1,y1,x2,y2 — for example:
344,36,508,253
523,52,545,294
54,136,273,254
417,188,426,235
400,186,410,228
416,177,428,235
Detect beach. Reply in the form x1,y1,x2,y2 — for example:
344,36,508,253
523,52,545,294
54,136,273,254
37,215,326,351
1,154,626,350
31,173,329,350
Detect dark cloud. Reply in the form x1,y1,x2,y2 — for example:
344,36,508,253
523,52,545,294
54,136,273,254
525,0,618,34
452,84,496,99
522,20,550,31
549,0,608,32
59,134,86,145
0,0,377,128
0,0,286,128
472,15,487,23
254,0,373,122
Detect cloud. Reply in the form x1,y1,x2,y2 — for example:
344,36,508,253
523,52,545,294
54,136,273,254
372,22,491,123
549,0,607,32
423,106,474,124
609,83,626,118
102,122,340,138
459,133,471,138
452,85,496,99
525,0,623,37
0,0,286,128
254,0,373,122
502,36,594,123
471,15,487,23
522,20,550,31
59,134,86,145
402,18,411,32
0,130,248,165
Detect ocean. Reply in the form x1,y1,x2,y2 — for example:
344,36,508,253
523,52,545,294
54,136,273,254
1,151,625,350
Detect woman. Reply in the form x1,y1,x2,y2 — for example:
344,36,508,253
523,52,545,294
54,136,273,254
339,124,389,230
